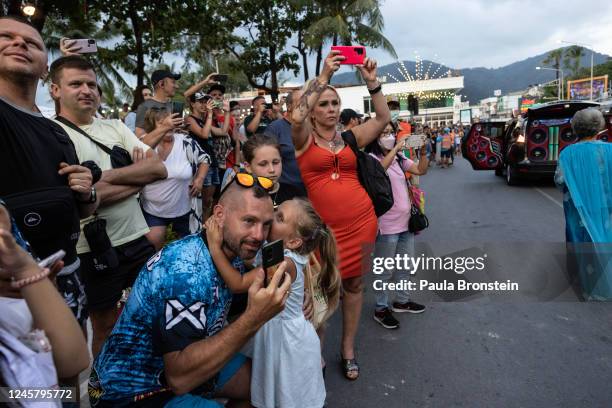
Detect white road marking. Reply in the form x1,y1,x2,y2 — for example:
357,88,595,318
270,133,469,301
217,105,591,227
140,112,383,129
534,188,563,209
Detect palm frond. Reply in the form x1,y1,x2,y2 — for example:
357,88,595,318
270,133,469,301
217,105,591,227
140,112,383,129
355,22,397,59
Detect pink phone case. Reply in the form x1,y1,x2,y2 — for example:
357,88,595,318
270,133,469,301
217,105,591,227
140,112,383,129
331,46,366,65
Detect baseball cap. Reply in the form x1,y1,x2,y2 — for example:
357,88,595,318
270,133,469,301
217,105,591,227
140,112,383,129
207,83,226,95
189,92,210,103
151,70,181,86
340,108,364,125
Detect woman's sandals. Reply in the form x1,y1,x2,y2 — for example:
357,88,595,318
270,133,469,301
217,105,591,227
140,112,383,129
341,357,359,380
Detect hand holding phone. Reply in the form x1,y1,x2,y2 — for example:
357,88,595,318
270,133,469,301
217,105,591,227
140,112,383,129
38,250,66,268
403,134,427,149
60,38,98,55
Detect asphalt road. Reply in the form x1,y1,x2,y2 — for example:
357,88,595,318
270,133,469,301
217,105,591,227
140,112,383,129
322,155,612,407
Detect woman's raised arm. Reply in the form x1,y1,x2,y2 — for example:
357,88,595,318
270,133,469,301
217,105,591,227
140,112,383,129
291,51,344,152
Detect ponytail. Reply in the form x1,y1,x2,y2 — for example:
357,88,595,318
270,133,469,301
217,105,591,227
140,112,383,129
316,224,340,315
293,198,341,316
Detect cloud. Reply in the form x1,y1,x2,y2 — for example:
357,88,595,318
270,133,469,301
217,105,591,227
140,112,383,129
367,0,612,69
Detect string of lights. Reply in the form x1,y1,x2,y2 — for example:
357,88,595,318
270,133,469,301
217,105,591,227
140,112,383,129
390,52,458,101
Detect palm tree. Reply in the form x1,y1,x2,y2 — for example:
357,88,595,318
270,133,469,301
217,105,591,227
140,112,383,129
42,10,136,101
563,45,585,78
305,0,397,76
542,48,564,98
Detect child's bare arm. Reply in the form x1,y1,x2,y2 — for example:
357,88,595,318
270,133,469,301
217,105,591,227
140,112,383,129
205,218,253,293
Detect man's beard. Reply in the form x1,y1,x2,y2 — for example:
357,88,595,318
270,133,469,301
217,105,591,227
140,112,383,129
0,67,39,86
222,228,262,260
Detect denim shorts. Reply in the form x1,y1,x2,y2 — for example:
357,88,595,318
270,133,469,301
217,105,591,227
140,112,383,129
203,167,220,186
164,353,248,407
142,210,190,238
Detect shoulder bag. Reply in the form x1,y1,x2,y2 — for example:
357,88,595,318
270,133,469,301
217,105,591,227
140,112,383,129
341,130,393,217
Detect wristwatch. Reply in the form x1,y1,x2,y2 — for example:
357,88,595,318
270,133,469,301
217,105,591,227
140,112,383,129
78,186,97,204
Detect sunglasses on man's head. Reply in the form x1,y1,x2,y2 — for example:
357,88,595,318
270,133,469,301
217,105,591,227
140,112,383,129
219,172,274,196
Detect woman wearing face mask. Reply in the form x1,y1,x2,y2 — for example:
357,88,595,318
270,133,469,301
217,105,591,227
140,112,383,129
365,122,429,329
291,51,391,380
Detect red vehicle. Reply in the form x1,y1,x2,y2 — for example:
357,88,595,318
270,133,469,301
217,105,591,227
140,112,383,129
462,101,610,185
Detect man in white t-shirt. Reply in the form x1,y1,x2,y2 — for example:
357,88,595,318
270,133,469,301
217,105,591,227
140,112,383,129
49,56,168,356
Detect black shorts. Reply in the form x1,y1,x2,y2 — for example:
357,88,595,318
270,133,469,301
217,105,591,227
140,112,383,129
79,235,155,311
441,149,452,158
56,269,88,327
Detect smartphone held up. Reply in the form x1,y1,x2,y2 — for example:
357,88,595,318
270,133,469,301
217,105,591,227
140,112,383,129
62,38,98,54
331,45,366,65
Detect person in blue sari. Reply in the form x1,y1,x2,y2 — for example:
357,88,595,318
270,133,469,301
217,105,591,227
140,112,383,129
555,108,612,300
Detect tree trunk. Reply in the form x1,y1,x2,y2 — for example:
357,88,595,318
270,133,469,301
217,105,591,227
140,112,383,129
297,30,309,81
128,1,145,88
265,5,278,101
315,43,323,76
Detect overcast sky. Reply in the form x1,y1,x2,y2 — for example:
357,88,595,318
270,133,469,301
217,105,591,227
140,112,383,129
366,0,612,69
36,0,612,107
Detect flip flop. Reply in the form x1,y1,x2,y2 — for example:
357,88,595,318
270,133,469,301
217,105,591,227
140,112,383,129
341,357,359,381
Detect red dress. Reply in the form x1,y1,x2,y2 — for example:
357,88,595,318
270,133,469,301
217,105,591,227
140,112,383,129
297,133,378,279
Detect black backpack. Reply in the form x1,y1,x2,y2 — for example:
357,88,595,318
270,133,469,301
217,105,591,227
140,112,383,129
341,130,394,217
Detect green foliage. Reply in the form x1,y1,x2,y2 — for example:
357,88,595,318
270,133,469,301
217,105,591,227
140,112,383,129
43,8,135,102
570,59,612,81
220,0,301,100
9,0,397,102
304,0,397,75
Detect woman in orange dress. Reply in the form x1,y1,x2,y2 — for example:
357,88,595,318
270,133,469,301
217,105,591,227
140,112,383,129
292,51,391,380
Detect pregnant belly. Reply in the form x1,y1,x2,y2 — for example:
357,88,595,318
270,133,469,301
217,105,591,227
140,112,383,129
307,178,373,226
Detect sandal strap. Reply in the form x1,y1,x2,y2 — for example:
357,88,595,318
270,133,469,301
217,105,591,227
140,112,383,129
343,358,359,372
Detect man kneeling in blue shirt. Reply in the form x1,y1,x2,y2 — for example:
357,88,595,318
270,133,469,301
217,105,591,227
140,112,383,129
89,182,290,407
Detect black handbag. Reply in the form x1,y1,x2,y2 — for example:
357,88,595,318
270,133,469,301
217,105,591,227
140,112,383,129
55,116,133,168
341,130,394,217
408,204,429,233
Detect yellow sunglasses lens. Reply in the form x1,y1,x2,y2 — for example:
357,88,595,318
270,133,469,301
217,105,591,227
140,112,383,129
235,173,255,187
257,177,274,190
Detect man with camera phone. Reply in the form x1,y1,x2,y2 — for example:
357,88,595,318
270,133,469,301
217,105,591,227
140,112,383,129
244,95,279,138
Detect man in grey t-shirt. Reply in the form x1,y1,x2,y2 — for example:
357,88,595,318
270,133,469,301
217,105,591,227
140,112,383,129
135,69,180,137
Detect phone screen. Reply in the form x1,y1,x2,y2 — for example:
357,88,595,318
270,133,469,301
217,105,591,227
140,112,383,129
172,101,185,116
262,239,284,286
212,74,228,82
38,249,66,268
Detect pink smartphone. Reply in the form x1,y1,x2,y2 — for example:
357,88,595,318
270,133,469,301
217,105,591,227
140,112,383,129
70,39,98,53
331,45,366,65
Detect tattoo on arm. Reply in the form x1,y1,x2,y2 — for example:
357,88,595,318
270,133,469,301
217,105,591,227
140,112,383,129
297,79,327,113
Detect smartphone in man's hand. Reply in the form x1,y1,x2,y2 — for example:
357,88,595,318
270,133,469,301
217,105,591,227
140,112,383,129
172,101,185,117
262,239,284,287
70,39,98,53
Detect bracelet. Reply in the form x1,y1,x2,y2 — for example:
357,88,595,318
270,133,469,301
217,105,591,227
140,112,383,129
367,84,382,95
11,267,50,289
366,81,381,90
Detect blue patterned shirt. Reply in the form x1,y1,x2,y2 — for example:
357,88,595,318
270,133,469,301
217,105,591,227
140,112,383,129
89,234,234,405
